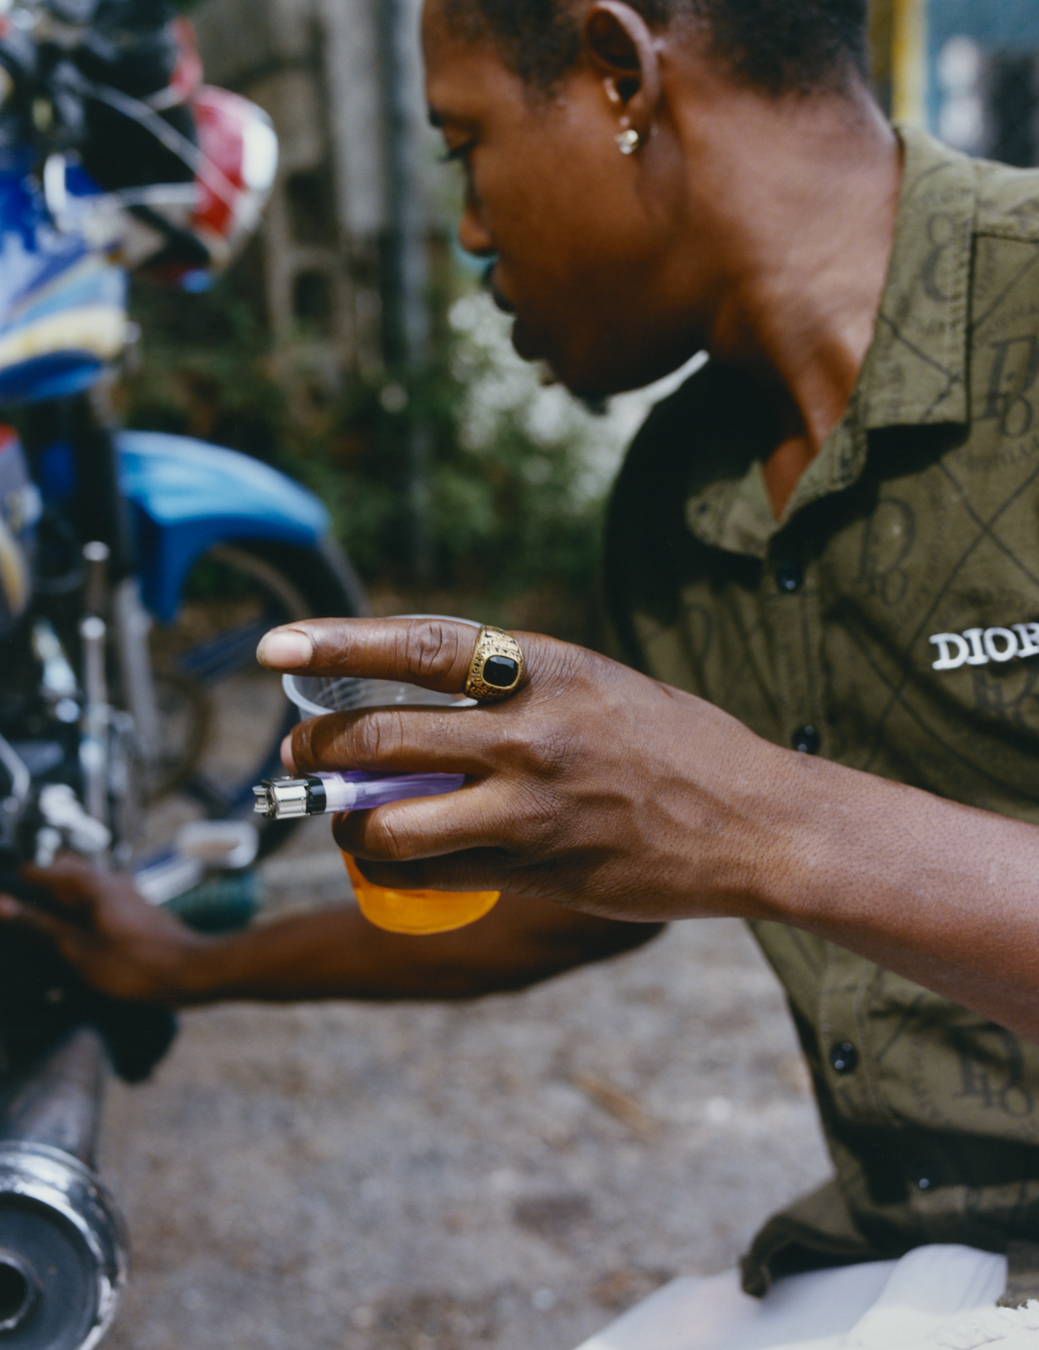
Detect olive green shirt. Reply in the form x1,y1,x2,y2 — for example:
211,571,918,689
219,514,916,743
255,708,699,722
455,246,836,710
603,126,1039,1297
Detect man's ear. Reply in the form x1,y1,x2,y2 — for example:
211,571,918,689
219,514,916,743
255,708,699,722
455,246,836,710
582,1,662,137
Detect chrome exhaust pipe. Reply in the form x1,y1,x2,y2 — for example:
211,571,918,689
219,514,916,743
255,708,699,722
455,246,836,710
0,1027,127,1349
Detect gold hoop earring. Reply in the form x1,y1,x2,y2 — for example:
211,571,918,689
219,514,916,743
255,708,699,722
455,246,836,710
615,128,640,155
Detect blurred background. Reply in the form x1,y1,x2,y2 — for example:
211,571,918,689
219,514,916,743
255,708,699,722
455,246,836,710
95,3,1039,1348
125,0,1039,637
122,0,660,646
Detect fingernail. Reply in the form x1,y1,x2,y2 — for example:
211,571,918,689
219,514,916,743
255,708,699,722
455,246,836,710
257,629,313,668
280,735,296,772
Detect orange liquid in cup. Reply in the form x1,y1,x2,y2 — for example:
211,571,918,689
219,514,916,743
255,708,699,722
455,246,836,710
342,853,499,935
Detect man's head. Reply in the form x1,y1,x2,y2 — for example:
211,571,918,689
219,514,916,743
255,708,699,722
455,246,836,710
424,0,885,399
441,0,869,100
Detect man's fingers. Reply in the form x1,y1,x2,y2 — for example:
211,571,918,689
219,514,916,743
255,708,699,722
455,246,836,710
257,617,530,697
0,895,23,921
346,850,525,898
331,778,548,864
255,626,313,667
21,860,98,910
256,616,477,688
288,704,509,778
0,894,68,940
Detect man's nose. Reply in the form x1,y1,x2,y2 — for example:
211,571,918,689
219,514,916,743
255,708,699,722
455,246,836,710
457,200,495,257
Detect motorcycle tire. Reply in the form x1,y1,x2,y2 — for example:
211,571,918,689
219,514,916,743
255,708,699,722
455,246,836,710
139,535,366,863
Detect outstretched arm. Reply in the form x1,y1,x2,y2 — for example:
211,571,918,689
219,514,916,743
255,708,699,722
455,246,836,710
0,857,661,1006
253,617,1039,1043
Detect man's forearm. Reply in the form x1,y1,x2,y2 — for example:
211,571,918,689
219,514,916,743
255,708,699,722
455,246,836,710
173,893,662,1007
757,750,1039,1041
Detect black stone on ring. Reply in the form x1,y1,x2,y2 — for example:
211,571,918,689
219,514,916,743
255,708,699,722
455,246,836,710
483,655,519,688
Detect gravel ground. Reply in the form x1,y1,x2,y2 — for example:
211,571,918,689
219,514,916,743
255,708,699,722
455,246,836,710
98,819,831,1350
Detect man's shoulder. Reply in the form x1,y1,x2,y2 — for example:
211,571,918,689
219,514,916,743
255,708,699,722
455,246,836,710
899,127,1039,243
972,156,1039,242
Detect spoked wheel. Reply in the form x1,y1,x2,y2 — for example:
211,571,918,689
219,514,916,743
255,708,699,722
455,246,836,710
136,538,364,863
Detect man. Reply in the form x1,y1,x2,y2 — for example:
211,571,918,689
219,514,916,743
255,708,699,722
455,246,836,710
8,0,1039,1334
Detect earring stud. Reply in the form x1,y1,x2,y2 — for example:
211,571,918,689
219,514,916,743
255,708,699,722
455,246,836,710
615,127,640,155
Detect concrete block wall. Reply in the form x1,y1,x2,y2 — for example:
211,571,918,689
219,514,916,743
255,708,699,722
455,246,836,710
191,0,438,377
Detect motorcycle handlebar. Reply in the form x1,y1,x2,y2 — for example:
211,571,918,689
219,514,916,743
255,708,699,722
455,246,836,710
0,1027,128,1350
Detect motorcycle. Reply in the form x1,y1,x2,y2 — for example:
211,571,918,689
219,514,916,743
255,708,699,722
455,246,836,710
0,3,365,1345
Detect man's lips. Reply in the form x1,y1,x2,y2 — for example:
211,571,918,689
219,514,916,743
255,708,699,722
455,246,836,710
481,263,545,363
510,314,543,363
482,262,516,315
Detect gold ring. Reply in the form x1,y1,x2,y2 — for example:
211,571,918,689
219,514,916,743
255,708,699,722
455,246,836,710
464,626,524,702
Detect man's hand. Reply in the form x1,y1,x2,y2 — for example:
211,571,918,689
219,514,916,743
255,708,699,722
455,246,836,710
256,615,1039,1046
0,857,211,1004
259,615,785,924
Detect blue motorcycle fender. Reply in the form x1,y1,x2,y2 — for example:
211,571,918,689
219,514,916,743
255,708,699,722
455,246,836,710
116,430,331,624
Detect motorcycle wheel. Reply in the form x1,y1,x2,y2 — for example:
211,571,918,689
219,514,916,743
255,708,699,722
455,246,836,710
137,536,366,863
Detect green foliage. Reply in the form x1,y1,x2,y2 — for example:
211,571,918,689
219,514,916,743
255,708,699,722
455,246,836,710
124,273,286,465
124,270,610,617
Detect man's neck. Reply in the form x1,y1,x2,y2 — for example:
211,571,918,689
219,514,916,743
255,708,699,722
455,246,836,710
669,75,902,515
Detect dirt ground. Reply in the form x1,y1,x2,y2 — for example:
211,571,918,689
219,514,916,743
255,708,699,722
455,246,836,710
95,817,832,1350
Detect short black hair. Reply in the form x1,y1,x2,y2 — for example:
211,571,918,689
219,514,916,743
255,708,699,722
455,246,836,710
442,0,869,98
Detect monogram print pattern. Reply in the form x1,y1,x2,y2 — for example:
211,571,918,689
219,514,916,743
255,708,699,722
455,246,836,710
603,126,1039,1287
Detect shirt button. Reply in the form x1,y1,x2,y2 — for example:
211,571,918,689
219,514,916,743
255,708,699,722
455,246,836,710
829,1041,858,1074
775,562,803,593
792,725,821,754
908,1157,940,1191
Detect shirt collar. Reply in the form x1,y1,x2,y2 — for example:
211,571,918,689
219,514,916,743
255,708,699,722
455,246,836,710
858,123,976,431
683,126,977,558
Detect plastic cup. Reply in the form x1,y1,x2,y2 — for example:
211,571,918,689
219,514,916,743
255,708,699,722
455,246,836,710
281,616,499,935
339,853,498,936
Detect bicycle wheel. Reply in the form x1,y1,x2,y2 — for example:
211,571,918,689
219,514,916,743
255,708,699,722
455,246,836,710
137,536,365,863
